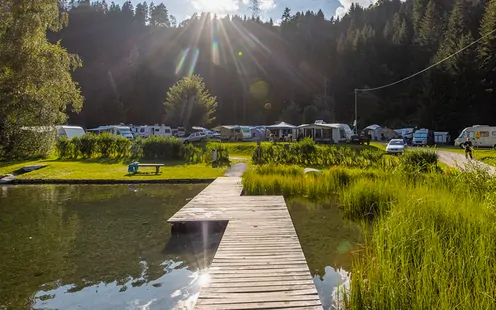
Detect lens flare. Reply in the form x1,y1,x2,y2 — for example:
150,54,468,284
175,47,190,75
212,39,220,65
188,48,200,76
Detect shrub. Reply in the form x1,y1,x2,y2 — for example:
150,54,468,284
142,136,184,160
203,143,230,165
115,136,131,157
78,133,99,158
129,137,144,159
97,133,117,157
56,136,74,159
71,136,82,158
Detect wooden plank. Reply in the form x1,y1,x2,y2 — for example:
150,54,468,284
195,300,323,310
166,176,322,309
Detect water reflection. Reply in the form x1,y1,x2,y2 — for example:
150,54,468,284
286,197,362,310
0,184,221,310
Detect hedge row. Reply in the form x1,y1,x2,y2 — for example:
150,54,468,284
56,134,229,164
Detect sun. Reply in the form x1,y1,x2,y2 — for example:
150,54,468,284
192,0,241,13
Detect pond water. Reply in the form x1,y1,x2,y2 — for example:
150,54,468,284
0,184,223,310
287,197,363,310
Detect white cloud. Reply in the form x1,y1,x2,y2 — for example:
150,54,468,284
260,0,276,11
188,0,276,14
334,0,378,18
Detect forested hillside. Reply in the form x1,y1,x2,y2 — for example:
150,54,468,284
53,0,496,136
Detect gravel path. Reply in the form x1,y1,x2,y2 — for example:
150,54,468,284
437,150,495,175
224,163,248,177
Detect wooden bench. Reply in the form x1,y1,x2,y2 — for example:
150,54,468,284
137,163,164,175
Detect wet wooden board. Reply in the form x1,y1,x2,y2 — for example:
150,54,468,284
168,177,322,310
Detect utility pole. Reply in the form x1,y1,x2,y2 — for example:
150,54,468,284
354,89,358,134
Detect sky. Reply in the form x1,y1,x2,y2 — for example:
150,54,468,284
113,0,379,24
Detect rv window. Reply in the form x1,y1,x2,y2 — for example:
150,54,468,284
480,131,489,137
165,129,171,133
154,128,160,132
468,132,475,138
492,131,496,137
140,128,145,133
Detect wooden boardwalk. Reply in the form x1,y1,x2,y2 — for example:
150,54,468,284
168,177,322,309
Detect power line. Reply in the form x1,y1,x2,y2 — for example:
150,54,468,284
356,28,496,93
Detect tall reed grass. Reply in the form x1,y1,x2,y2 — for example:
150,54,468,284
348,186,496,309
244,162,496,309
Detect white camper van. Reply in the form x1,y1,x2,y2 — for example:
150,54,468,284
454,125,496,149
135,125,172,138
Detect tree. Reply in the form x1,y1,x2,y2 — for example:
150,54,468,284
0,0,83,157
479,0,496,93
281,7,291,23
281,101,301,124
418,0,443,49
164,75,217,128
150,2,170,27
135,2,149,25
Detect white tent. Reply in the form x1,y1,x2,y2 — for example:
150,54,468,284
266,122,297,139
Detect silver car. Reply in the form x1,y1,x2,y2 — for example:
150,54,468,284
386,139,407,154
183,132,207,143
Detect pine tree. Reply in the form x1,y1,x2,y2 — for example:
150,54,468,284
478,0,496,114
418,0,442,49
282,7,291,23
135,2,149,25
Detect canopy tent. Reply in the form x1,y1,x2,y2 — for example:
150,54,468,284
266,122,297,130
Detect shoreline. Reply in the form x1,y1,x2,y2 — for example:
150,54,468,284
6,178,215,185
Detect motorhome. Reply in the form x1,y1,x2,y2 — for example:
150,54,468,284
327,123,354,141
412,129,435,146
454,125,496,148
57,126,85,139
134,125,172,138
87,125,134,139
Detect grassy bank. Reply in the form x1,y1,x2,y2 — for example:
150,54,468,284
243,147,496,308
0,158,226,180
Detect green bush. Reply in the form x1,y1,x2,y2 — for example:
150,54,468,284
115,136,131,157
71,136,82,158
97,133,117,157
56,136,74,159
129,137,143,159
142,136,184,160
78,133,99,158
204,143,230,165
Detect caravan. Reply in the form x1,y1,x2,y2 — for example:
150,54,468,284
455,125,496,148
57,126,85,139
134,125,172,138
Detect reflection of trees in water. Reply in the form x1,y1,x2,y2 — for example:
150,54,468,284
0,185,78,309
0,184,207,309
60,184,206,292
286,197,363,278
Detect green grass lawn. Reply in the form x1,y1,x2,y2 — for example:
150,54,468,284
0,158,226,180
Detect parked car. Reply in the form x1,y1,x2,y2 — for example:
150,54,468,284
386,139,407,154
412,129,435,146
183,132,207,143
204,130,221,139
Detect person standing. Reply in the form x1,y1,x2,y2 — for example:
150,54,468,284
463,138,473,159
